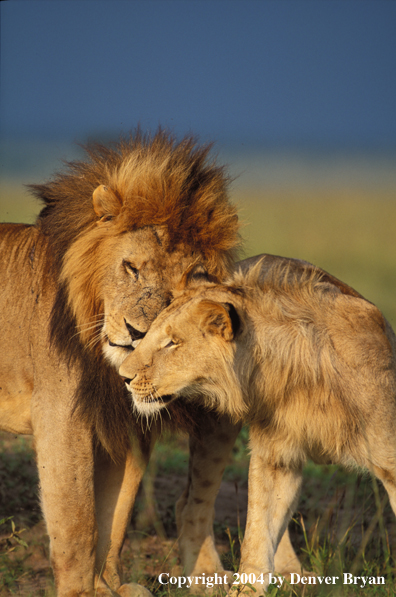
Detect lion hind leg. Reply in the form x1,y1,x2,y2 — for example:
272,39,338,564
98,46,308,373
178,414,242,582
274,528,303,575
95,432,156,592
371,464,396,516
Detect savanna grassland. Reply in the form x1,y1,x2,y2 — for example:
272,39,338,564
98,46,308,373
1,150,396,595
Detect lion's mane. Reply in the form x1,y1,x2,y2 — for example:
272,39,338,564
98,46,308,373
29,129,240,457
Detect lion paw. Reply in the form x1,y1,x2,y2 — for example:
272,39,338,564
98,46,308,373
117,583,153,597
222,570,235,589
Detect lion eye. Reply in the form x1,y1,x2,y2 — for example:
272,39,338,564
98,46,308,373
123,261,139,280
165,339,177,349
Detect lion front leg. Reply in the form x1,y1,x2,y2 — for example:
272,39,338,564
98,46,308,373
32,388,102,596
94,431,156,596
33,388,154,597
176,413,242,581
237,438,303,596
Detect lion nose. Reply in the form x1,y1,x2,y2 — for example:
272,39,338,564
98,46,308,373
120,371,137,384
124,320,146,342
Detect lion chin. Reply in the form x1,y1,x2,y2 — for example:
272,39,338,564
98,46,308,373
126,385,175,416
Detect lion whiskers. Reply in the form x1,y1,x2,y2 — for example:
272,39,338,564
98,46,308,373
72,314,105,343
130,387,169,433
86,331,106,350
73,322,104,337
136,407,160,434
76,313,106,326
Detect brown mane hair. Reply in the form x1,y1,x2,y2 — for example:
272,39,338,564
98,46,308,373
28,129,240,457
32,129,239,279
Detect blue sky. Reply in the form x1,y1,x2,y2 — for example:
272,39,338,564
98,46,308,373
1,0,395,149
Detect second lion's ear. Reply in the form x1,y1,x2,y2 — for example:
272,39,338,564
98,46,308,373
222,302,241,338
198,300,240,342
92,185,122,221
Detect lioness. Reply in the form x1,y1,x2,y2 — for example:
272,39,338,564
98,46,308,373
1,130,247,596
120,255,396,594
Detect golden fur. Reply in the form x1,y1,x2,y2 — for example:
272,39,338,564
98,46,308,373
0,130,240,596
120,257,396,594
33,129,239,347
29,129,240,457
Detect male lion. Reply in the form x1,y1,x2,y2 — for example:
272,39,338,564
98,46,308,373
120,255,396,595
0,130,247,596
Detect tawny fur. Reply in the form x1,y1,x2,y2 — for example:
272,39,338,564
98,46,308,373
0,130,242,596
27,129,241,457
120,258,396,594
31,129,239,348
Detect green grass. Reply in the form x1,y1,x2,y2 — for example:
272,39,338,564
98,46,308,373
4,425,394,596
144,424,396,596
0,435,40,529
1,418,396,594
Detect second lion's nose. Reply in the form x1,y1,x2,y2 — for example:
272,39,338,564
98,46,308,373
120,372,137,384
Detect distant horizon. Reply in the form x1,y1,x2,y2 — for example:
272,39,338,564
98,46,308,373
1,136,395,192
2,130,396,151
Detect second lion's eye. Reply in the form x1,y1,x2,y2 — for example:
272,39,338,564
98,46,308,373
165,339,177,349
123,261,139,280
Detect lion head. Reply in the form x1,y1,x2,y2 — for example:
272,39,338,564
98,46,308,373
32,130,239,359
30,129,240,455
119,284,247,420
119,258,394,457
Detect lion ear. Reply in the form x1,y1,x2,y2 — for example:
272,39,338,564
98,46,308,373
178,263,210,291
198,300,240,341
92,185,123,221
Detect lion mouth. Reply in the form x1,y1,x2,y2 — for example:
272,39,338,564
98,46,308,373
107,338,142,350
121,378,173,406
138,393,173,405
106,321,146,351
108,339,134,350
107,332,144,351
